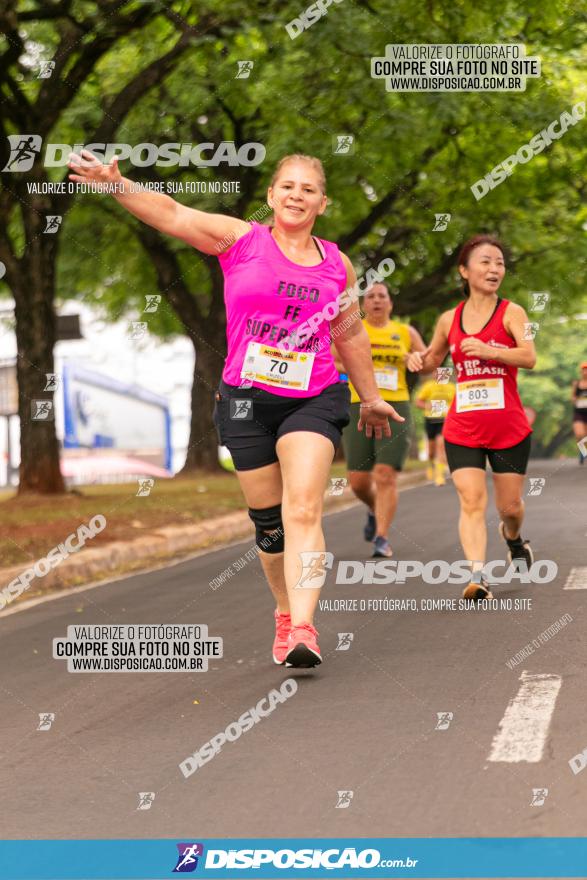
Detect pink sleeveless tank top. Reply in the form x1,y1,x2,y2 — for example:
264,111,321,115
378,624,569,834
218,222,347,397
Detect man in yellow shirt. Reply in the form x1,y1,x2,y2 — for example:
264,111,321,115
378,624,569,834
415,372,456,486
332,283,426,557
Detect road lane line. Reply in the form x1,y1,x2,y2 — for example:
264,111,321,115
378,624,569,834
563,567,587,590
488,671,562,763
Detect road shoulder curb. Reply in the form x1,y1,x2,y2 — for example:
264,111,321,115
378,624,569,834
0,470,428,613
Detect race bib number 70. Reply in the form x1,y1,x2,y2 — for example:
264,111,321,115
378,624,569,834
241,342,314,391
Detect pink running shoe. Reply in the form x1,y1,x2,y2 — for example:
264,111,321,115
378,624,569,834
285,622,322,668
273,610,292,665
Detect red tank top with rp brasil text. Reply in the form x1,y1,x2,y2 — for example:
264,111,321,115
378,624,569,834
443,298,532,449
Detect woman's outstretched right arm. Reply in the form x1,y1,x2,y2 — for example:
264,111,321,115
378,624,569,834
68,149,251,255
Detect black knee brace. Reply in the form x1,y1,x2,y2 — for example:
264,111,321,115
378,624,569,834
248,504,284,554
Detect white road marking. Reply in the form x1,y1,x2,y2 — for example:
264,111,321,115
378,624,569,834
488,671,562,763
563,567,587,590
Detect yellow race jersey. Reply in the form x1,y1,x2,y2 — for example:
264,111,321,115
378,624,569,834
417,379,456,419
349,319,411,403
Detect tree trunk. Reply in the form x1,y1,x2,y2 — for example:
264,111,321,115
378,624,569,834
134,226,228,474
179,326,226,473
13,234,65,494
537,424,574,459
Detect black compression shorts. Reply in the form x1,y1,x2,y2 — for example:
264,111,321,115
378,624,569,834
444,434,532,475
213,380,351,472
424,419,444,440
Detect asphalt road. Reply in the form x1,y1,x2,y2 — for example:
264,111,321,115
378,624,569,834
1,458,585,853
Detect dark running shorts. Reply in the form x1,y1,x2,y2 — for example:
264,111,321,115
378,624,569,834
424,419,444,440
213,379,351,472
444,434,532,475
342,400,412,472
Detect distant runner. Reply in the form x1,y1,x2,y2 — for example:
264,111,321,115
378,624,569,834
415,371,456,486
407,235,536,600
333,283,425,557
572,361,587,464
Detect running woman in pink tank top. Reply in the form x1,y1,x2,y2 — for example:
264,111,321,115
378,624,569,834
68,149,403,668
407,236,537,601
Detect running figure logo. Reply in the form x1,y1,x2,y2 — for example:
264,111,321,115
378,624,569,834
173,843,204,873
523,322,540,341
335,790,354,809
436,366,453,383
38,60,56,79
435,712,453,730
128,321,148,340
31,400,53,420
37,713,55,731
527,477,546,497
336,633,354,651
329,477,347,496
430,399,448,417
137,792,155,810
239,374,254,389
530,788,549,806
43,215,62,234
235,61,254,78
528,292,550,313
2,134,42,172
333,135,354,155
432,213,451,231
296,551,334,589
230,399,253,420
143,294,161,313
136,478,155,497
44,373,60,391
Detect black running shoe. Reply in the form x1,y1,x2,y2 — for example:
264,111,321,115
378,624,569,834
364,510,376,542
462,576,493,601
499,521,534,572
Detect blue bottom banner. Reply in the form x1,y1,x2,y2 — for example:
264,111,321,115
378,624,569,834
1,838,586,879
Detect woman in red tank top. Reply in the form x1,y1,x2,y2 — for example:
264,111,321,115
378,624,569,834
407,235,537,601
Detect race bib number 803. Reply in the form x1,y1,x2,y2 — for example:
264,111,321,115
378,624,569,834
456,378,505,413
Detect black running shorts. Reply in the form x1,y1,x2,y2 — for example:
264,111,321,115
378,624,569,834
424,419,444,440
444,434,532,475
213,380,351,472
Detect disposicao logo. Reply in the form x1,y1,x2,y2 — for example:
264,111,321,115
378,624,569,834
173,843,204,872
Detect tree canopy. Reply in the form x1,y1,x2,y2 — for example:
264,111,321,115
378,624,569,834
1,0,586,485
